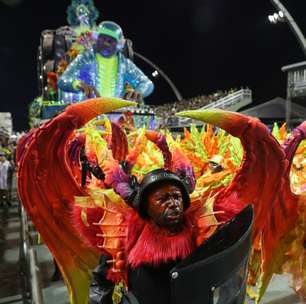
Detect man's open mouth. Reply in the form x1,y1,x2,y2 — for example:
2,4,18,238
166,213,182,221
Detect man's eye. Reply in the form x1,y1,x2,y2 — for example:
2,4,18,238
156,197,165,204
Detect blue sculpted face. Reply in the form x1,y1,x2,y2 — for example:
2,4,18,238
96,34,118,58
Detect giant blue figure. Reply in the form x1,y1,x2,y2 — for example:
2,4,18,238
58,21,154,102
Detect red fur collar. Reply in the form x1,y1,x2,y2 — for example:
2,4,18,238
126,211,197,269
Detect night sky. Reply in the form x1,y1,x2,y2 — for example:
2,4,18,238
0,0,306,131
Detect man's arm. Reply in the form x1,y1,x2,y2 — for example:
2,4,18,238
125,58,154,98
58,50,94,93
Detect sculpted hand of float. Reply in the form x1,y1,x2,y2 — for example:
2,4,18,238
17,98,136,304
177,109,306,302
76,81,101,98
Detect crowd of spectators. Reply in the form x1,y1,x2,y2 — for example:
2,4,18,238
151,88,239,127
152,88,238,116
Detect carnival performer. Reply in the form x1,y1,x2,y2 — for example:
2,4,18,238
58,21,154,101
89,168,253,304
17,98,306,304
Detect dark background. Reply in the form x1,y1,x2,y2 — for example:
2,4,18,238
0,0,305,130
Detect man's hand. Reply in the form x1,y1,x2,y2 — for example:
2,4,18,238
77,81,100,98
92,255,114,288
123,89,143,102
90,255,114,304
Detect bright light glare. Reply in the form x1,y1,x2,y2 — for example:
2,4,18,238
152,71,159,77
269,11,285,24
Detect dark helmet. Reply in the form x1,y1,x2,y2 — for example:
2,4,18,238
133,168,191,218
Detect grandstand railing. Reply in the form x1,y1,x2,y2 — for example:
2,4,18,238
200,89,252,111
292,80,306,97
20,204,43,304
282,62,306,98
174,89,252,128
294,80,306,89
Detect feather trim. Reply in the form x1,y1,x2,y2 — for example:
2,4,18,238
126,211,196,268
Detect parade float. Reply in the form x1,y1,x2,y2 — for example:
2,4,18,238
29,0,155,130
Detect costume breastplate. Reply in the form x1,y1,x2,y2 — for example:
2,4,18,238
96,54,118,97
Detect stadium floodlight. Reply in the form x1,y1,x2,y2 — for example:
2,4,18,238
269,0,306,57
268,15,276,23
152,70,159,78
268,11,285,24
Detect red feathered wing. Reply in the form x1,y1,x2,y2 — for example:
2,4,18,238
17,98,136,304
177,110,305,302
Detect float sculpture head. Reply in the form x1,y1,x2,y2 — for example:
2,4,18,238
96,21,125,57
67,0,99,27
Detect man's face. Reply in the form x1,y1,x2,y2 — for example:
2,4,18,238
146,183,184,231
0,155,5,162
96,34,118,58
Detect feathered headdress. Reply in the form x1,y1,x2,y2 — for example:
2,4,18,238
88,125,196,213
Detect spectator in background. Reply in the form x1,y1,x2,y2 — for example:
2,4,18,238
0,151,11,207
6,147,15,203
